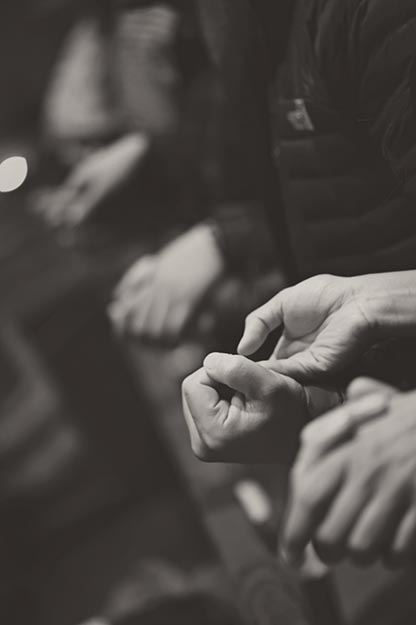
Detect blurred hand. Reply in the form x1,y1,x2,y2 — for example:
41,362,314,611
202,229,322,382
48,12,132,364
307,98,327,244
182,353,340,464
34,133,149,227
281,377,416,569
238,274,377,384
110,224,225,343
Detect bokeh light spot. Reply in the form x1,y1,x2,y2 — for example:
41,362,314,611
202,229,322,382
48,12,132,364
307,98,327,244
0,157,28,193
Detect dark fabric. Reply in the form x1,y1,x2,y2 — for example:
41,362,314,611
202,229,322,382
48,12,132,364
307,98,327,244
115,0,291,272
197,0,293,273
274,0,416,279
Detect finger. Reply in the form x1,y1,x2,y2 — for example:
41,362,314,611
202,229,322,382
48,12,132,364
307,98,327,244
238,290,286,356
44,187,79,225
182,372,210,459
203,353,278,398
281,450,347,566
109,284,150,324
109,287,153,336
347,488,407,566
313,477,374,565
161,304,193,344
347,377,397,400
60,196,94,227
123,289,155,337
182,369,228,460
115,256,157,296
384,508,416,568
297,392,390,470
64,166,89,191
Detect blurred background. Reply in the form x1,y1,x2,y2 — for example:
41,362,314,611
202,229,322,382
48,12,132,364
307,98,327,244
0,2,413,625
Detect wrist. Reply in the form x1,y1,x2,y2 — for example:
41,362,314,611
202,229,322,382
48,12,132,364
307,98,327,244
349,272,416,340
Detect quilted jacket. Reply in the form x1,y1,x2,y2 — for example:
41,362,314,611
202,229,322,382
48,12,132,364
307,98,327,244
274,0,416,278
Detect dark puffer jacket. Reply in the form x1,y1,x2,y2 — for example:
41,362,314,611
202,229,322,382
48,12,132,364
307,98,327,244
274,0,416,279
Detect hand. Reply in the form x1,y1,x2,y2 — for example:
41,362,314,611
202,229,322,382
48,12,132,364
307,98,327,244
34,133,149,227
238,274,377,384
182,353,340,464
109,224,225,343
281,378,416,569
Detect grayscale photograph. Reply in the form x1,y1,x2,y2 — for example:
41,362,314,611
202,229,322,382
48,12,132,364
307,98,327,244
0,1,415,624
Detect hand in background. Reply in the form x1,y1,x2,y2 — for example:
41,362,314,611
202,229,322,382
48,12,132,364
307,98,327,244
34,133,149,227
182,353,339,464
281,377,416,569
109,224,225,344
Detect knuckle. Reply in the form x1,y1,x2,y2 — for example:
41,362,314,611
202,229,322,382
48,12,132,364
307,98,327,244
197,425,229,461
191,440,216,462
181,375,193,398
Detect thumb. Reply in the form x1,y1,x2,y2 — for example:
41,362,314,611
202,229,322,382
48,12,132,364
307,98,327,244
203,353,277,398
238,290,286,356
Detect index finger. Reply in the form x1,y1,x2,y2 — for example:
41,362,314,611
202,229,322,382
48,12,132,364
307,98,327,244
237,290,287,356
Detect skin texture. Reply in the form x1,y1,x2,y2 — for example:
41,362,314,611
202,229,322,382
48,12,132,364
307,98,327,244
238,271,416,384
182,352,339,464
281,377,416,569
110,224,225,344
238,274,377,384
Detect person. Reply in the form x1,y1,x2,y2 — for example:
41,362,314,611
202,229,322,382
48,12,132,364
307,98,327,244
114,0,416,345
110,0,292,343
182,0,416,455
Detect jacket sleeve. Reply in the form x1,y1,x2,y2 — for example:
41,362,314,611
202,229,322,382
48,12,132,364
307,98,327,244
346,0,416,273
198,0,290,274
326,0,416,386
